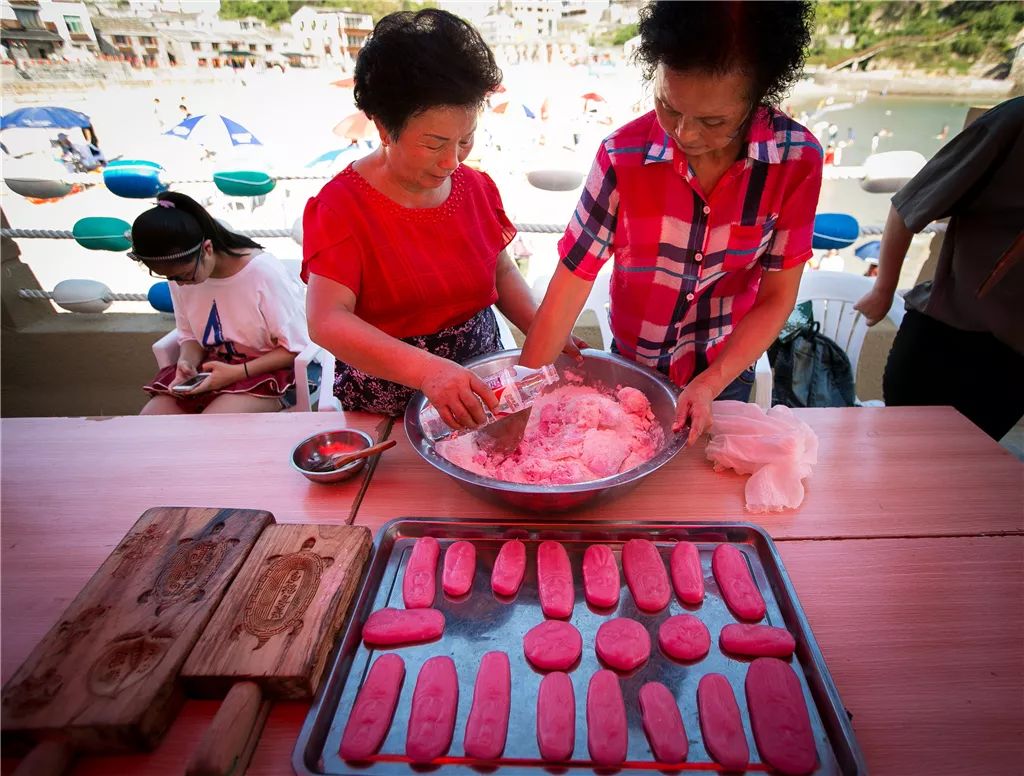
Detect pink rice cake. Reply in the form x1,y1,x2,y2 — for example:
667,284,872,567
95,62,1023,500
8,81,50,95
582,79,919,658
536,672,575,761
586,670,628,766
524,620,583,671
406,656,459,763
403,536,439,609
463,651,511,761
435,384,664,485
582,544,620,608
339,654,405,760
442,540,476,597
638,682,688,763
491,539,527,596
745,658,817,775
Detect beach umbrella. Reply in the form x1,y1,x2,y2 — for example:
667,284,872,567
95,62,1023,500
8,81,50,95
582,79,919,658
331,77,355,88
490,101,535,119
855,240,881,261
333,111,377,142
1,106,91,130
163,114,263,148
581,92,605,103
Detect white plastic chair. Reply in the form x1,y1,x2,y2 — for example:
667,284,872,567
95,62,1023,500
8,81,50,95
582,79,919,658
796,270,905,404
151,258,340,412
530,272,772,409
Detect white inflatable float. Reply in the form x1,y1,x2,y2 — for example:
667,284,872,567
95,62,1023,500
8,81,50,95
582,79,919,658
860,151,926,194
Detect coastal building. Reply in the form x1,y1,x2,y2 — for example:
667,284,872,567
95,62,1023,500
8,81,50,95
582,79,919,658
91,14,167,67
286,6,372,69
1,0,67,62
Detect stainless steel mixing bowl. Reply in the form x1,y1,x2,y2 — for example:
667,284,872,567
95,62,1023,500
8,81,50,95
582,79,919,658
404,349,687,512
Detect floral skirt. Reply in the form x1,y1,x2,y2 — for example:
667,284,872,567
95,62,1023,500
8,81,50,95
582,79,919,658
335,307,502,416
143,351,297,414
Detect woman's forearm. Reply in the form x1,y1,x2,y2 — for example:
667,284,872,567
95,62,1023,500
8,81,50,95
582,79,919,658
310,309,438,390
519,264,593,368
875,204,915,293
179,339,205,369
242,346,296,377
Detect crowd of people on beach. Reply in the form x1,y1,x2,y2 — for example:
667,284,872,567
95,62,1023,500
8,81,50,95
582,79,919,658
125,2,1022,444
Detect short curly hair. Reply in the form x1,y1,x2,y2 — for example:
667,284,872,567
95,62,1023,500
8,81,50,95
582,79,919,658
354,9,502,138
635,1,813,108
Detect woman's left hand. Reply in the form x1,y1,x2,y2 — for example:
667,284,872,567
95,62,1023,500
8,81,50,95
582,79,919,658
196,360,246,393
561,335,590,365
673,374,718,446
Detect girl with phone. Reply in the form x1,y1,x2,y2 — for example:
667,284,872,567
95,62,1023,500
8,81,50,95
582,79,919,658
130,192,310,414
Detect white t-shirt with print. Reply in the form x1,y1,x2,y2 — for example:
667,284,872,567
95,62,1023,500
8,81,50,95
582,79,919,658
168,251,310,359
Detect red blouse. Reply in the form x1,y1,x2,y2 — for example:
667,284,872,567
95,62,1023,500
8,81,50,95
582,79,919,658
301,164,517,338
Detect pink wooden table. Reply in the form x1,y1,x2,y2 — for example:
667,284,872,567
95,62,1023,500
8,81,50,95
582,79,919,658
359,406,1024,540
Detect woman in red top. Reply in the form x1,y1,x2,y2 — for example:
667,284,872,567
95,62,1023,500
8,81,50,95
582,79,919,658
303,9,580,426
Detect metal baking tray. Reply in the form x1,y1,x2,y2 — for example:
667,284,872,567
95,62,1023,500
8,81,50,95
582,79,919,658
294,519,866,775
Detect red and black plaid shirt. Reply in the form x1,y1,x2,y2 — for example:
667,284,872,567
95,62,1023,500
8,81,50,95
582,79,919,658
560,108,822,387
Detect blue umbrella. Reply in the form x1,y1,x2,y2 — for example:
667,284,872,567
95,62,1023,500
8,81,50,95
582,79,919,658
855,240,881,260
1,106,91,130
305,147,357,168
164,114,262,147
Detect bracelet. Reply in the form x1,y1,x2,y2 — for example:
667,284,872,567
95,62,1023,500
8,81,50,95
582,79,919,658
243,362,250,378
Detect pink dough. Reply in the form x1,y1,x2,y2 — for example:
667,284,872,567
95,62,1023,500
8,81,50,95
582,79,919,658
582,545,620,608
622,539,671,612
463,651,511,761
339,654,405,760
435,384,664,485
362,608,444,647
712,544,766,622
403,536,439,609
697,674,749,771
491,539,526,597
524,620,582,671
442,540,476,597
406,656,459,763
596,617,650,672
670,541,704,604
537,541,574,619
586,670,628,766
720,623,796,658
536,672,575,761
658,615,711,661
638,682,688,763
745,658,817,775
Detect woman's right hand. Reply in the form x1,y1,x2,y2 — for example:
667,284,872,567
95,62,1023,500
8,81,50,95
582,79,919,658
419,358,498,431
170,358,198,388
853,285,895,326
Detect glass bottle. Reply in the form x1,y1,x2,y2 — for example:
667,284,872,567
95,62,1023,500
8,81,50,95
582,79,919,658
420,364,560,441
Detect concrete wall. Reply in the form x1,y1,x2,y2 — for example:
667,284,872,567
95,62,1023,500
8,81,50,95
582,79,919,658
2,246,171,418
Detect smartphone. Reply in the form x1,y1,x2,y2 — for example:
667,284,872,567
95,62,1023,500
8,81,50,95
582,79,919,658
171,373,211,393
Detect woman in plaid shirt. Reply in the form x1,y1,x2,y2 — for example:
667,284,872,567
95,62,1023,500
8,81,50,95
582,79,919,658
522,1,822,445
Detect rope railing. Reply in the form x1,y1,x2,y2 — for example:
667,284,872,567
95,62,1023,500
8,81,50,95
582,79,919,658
1,222,944,240
18,288,148,302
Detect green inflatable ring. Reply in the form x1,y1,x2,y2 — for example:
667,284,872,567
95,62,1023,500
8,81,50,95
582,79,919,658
72,217,132,252
213,170,276,197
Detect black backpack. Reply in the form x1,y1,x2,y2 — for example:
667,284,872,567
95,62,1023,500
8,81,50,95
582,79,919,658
768,301,856,408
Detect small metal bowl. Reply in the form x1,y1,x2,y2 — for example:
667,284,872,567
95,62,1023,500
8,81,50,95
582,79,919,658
291,429,374,484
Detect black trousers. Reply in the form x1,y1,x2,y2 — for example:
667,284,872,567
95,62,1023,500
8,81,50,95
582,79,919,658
884,309,1024,440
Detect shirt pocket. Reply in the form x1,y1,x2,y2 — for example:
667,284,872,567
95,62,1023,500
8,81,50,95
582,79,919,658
723,221,775,271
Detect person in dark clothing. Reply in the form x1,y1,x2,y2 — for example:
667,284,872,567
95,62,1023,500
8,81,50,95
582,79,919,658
855,97,1024,440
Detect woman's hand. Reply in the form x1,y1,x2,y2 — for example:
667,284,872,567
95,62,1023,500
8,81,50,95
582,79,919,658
420,358,498,431
195,360,245,393
561,334,590,365
673,374,718,447
170,358,198,389
853,286,895,326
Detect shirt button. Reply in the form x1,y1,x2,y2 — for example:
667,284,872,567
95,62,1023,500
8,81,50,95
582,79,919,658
686,293,695,301
702,205,710,215
695,252,703,262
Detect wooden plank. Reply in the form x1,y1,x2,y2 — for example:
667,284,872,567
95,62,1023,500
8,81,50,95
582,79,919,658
1,507,273,754
182,524,371,700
